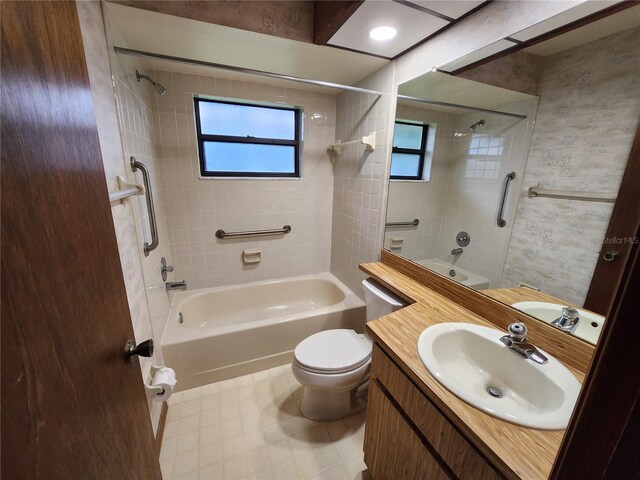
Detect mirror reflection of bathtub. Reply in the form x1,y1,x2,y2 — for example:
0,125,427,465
414,258,490,290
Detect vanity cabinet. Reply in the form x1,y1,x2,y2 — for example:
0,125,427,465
364,344,505,480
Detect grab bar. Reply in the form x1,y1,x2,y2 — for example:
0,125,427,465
130,156,158,256
385,219,419,228
216,225,291,239
497,171,516,228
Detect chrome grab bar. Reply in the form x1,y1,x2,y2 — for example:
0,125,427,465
130,156,158,256
385,219,419,228
215,225,291,239
497,171,516,228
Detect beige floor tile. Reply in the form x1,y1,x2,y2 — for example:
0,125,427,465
246,445,270,474
220,404,241,421
267,439,292,466
167,404,182,421
342,455,370,480
200,424,223,447
243,428,267,451
309,463,349,480
181,399,202,418
162,365,367,480
199,441,223,468
270,460,297,479
182,387,203,402
223,452,249,479
174,449,199,477
201,393,221,411
198,461,224,480
161,435,178,459
177,430,200,455
179,414,202,435
164,419,179,439
201,408,221,427
160,456,174,479
222,433,246,459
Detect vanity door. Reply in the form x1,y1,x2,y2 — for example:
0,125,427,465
365,380,451,480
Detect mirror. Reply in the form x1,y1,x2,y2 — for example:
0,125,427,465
384,8,640,345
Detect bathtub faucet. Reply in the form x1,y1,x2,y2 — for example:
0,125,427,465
451,247,463,256
166,281,187,292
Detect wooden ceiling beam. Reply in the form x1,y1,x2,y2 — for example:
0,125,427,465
313,1,363,44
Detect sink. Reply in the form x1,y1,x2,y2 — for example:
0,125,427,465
512,301,605,345
418,323,581,430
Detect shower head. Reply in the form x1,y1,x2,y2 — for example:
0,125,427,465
469,119,485,132
135,70,167,96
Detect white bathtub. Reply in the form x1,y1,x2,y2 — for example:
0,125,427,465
162,273,366,391
415,258,490,290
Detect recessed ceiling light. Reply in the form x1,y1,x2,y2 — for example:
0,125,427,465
369,26,397,42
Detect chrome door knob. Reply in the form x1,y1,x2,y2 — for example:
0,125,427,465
124,339,153,363
603,250,619,262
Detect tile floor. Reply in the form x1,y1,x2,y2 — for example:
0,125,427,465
159,364,371,480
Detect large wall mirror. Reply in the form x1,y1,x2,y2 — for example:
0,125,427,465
383,6,640,346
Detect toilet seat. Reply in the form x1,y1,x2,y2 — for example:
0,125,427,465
294,329,372,374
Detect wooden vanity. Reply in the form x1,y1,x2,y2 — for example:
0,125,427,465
360,252,595,480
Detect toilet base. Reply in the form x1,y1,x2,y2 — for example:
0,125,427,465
299,385,368,421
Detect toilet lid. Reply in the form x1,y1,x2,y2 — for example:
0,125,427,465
294,329,372,374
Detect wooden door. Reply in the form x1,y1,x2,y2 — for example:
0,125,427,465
1,2,162,479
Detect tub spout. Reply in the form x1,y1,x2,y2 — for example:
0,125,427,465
166,281,187,292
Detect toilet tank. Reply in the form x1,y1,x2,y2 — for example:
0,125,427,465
362,278,406,322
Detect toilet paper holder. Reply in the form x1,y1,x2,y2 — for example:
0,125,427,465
145,365,177,400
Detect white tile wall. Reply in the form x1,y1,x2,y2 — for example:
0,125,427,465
331,65,396,298
147,69,337,291
82,1,174,433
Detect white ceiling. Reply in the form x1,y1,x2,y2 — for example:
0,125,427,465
399,72,536,111
328,0,485,58
104,2,388,93
524,4,640,56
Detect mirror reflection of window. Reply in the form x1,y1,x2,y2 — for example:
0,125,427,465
390,121,431,181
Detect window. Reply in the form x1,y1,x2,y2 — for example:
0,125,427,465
390,121,428,180
194,97,302,178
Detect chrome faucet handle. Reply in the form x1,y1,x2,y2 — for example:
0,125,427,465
561,307,579,321
507,322,527,342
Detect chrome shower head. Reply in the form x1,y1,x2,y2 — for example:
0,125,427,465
135,70,167,96
469,119,485,132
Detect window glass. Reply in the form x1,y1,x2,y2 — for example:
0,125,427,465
390,153,421,177
194,98,301,177
393,123,423,149
203,143,295,174
198,101,295,140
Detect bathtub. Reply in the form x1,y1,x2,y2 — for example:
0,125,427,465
162,272,365,391
415,258,490,290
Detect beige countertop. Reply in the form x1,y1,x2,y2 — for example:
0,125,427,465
361,261,587,480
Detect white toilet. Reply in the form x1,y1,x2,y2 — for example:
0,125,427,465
291,278,405,420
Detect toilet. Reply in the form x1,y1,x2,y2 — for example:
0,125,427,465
291,278,405,420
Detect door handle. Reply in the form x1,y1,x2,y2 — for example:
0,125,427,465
124,339,154,363
603,250,619,262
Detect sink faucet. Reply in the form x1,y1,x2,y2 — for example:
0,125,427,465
451,247,463,256
551,307,580,334
500,322,548,365
166,281,187,292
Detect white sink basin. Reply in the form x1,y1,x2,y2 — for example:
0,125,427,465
418,323,581,430
512,301,605,345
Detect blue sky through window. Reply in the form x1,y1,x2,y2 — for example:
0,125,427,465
203,142,295,173
199,102,295,140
